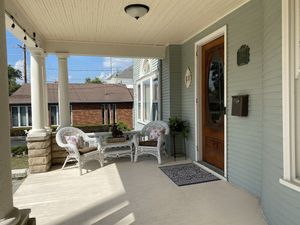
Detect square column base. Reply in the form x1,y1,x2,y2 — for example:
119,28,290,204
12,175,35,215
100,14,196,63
26,132,52,173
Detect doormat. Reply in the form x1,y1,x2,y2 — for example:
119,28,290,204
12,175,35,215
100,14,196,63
160,163,219,186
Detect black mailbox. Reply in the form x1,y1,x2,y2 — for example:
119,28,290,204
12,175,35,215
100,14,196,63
231,95,249,117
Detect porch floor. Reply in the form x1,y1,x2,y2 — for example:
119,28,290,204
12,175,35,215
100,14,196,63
14,157,267,225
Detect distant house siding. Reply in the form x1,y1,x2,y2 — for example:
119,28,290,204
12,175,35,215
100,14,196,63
9,102,133,129
72,103,133,128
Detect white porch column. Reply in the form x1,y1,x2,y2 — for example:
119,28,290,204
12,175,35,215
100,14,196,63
0,0,14,219
41,53,50,130
57,53,70,128
0,0,29,223
29,48,46,135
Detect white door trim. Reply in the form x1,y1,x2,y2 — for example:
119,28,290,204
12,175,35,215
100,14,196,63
194,25,228,178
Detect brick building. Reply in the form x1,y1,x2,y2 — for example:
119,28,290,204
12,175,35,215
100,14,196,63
9,83,133,128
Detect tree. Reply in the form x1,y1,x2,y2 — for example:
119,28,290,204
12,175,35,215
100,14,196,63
8,65,22,95
85,77,103,84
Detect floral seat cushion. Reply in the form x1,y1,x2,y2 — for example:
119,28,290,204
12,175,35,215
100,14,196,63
148,128,165,140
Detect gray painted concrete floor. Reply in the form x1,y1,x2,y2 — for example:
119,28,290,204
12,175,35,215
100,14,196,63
13,157,267,225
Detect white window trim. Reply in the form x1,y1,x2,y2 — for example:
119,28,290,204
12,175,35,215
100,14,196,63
281,0,300,192
137,70,160,124
11,105,31,127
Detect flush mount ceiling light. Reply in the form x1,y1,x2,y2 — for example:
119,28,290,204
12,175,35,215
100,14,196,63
124,4,149,20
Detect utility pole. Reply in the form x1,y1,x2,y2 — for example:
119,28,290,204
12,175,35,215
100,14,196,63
17,44,27,83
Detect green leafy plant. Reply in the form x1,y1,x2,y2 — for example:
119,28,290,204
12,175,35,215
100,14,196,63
11,145,28,156
116,121,131,132
168,117,189,138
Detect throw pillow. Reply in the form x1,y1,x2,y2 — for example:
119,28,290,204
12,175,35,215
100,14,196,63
65,135,78,146
149,128,165,141
76,135,85,148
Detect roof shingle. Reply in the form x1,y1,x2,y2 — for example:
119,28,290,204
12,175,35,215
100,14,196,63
9,83,133,104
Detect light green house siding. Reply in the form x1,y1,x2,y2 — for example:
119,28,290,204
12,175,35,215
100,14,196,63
177,0,300,224
181,0,263,197
262,0,300,225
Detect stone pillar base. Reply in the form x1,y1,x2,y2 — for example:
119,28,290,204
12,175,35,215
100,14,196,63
51,132,68,165
26,132,52,173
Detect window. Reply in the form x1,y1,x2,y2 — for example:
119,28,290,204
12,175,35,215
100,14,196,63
137,74,160,123
137,84,141,120
50,105,59,126
143,79,151,121
102,104,117,125
152,79,159,121
11,106,31,127
281,0,300,192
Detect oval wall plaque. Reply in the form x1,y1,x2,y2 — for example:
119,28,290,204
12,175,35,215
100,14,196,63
185,68,192,88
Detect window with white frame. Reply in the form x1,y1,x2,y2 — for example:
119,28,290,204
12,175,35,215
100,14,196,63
281,0,300,191
11,106,32,127
137,74,160,123
50,105,59,126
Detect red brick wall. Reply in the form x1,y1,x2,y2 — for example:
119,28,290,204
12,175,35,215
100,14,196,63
72,103,102,125
116,103,133,128
72,103,133,128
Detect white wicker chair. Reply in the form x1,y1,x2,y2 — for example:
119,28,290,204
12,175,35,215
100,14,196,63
56,127,104,175
133,121,169,164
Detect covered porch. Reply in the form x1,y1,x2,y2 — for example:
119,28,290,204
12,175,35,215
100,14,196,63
14,158,266,225
1,0,298,225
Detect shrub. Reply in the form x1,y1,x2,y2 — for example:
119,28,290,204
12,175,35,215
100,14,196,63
11,145,28,156
116,121,131,132
10,127,31,137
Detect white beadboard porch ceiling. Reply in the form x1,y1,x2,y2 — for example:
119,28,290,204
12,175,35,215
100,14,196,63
5,0,249,57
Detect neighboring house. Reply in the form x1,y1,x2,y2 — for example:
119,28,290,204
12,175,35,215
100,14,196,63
105,65,133,88
133,59,161,130
9,83,133,128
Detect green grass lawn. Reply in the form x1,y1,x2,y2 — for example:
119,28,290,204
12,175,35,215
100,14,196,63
11,156,28,170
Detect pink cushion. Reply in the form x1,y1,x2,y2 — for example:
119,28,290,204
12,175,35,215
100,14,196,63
65,135,78,146
149,128,165,140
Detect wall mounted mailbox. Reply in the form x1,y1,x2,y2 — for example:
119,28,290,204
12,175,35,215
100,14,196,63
231,95,249,117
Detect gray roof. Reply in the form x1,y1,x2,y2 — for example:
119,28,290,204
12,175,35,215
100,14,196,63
107,65,133,80
9,83,133,104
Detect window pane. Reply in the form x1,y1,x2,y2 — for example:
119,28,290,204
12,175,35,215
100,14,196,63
28,107,32,126
102,105,105,125
50,106,57,125
153,81,159,102
12,107,19,127
143,79,151,121
138,84,141,101
152,103,158,121
20,106,27,126
107,105,110,125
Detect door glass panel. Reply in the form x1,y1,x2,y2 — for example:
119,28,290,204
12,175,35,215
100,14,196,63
207,49,224,126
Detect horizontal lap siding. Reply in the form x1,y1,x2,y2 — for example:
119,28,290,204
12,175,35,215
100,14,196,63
262,0,300,224
181,0,263,196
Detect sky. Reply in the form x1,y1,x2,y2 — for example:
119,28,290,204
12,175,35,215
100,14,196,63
6,31,133,83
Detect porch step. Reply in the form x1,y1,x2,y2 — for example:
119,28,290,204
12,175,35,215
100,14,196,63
12,169,28,179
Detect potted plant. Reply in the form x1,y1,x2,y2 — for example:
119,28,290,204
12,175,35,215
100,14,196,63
168,117,189,160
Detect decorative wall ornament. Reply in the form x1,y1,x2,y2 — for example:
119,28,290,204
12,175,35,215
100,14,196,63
237,45,250,66
185,68,192,88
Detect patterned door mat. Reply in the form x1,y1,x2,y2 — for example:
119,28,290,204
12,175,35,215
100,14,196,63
160,163,220,186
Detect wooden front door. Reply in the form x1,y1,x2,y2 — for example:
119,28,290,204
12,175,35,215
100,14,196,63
201,36,225,170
